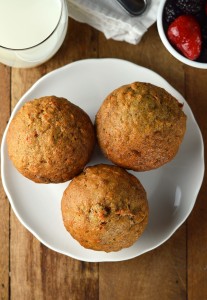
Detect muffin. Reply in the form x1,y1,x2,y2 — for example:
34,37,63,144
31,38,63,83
6,96,95,183
61,164,148,252
95,82,187,171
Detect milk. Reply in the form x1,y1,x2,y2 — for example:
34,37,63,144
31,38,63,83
0,0,68,67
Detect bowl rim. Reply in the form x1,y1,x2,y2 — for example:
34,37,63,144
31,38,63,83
157,0,207,69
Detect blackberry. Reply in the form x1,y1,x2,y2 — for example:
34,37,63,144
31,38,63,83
164,1,182,23
201,21,207,46
194,9,206,25
176,0,204,15
198,20,207,62
198,47,207,62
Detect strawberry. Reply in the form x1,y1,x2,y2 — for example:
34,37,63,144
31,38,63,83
167,15,202,60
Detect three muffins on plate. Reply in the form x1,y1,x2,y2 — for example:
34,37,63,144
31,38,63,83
6,82,187,252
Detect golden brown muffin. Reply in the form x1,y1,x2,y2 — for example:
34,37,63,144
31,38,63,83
6,96,95,183
95,82,187,171
61,164,148,252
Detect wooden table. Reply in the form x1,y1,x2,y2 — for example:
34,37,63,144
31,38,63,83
0,19,206,300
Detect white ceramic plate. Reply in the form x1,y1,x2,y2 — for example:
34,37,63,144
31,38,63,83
1,59,204,262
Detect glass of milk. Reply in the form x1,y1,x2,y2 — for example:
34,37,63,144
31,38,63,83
0,0,68,68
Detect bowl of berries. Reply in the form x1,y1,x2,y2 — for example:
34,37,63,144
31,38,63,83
157,0,207,68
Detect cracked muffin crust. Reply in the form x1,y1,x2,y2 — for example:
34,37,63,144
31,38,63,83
95,82,187,171
6,96,95,183
61,164,149,252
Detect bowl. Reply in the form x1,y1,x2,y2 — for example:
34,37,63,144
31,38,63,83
157,0,207,69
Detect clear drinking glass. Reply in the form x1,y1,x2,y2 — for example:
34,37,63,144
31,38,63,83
0,0,68,68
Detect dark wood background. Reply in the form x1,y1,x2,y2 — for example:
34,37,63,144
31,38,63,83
0,19,206,300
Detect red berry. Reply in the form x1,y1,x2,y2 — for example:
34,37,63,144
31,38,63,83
167,15,202,60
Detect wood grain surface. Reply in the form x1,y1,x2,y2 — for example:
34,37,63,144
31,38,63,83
0,19,206,300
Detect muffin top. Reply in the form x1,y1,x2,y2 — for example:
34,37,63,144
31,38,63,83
95,82,187,171
7,96,95,183
61,164,149,252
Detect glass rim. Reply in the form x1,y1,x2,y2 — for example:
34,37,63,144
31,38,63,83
0,0,65,51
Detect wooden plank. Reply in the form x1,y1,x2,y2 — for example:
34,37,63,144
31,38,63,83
98,24,187,300
10,19,99,300
100,226,186,300
39,245,98,300
185,67,207,300
0,64,11,300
